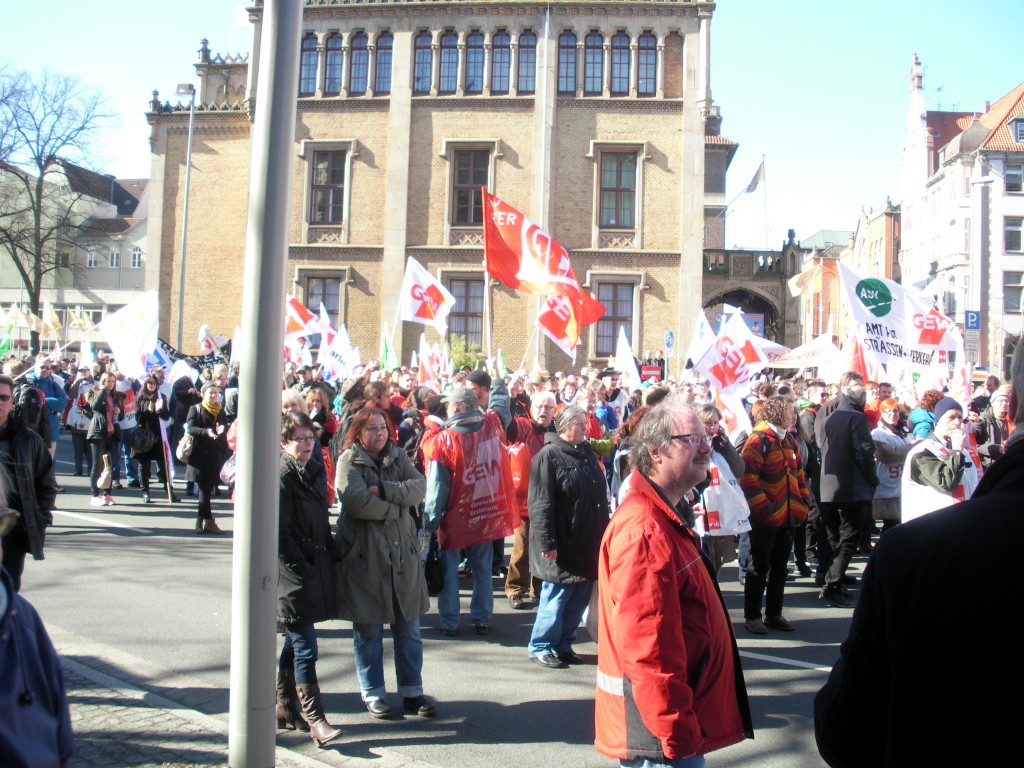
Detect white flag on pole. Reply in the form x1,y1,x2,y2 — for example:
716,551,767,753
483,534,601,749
397,257,456,333
614,326,643,392
99,289,159,379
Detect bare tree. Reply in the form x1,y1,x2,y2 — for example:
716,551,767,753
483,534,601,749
0,68,109,353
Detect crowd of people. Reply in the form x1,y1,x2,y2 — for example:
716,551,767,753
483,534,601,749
2,340,1019,766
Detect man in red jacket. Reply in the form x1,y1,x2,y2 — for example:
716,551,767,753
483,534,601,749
596,400,752,767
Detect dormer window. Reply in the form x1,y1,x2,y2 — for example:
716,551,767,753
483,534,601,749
1015,119,1024,143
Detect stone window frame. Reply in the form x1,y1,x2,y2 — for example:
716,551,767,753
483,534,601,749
293,265,353,334
86,247,98,269
586,140,651,250
108,248,120,269
438,267,486,348
131,246,143,269
440,139,502,247
299,139,360,245
583,270,647,356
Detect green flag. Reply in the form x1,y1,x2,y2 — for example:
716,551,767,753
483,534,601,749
379,324,399,371
496,348,508,378
0,327,10,359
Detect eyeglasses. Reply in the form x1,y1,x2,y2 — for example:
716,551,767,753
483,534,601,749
289,435,316,444
670,433,713,448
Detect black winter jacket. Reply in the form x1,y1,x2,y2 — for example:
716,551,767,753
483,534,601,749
819,395,877,503
278,453,337,625
528,433,610,583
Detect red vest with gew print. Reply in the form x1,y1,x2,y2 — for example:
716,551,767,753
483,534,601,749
432,411,519,551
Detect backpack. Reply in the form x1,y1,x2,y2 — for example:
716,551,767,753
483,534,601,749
13,383,46,431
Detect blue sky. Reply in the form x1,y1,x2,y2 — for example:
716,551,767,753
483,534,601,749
3,0,1022,249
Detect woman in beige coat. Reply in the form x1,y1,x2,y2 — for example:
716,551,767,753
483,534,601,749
335,407,436,719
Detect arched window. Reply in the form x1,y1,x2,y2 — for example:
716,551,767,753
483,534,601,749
518,31,537,94
584,31,603,95
375,32,393,94
349,33,368,94
324,34,342,95
131,246,142,269
465,32,484,94
491,31,510,94
637,32,656,96
413,32,432,94
439,31,458,94
299,34,318,96
610,32,630,96
557,31,577,94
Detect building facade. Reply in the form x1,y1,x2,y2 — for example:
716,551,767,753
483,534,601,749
900,54,1024,376
146,0,737,372
0,158,148,349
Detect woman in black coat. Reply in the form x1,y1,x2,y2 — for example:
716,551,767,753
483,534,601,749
277,411,342,747
86,372,120,506
526,405,611,669
133,375,178,504
185,382,229,534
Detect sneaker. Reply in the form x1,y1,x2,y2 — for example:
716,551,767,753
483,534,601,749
492,565,508,578
819,588,856,608
439,626,459,637
473,621,490,636
90,496,106,507
765,614,796,632
54,484,65,493
103,494,115,506
744,617,768,635
111,481,123,489
142,492,151,503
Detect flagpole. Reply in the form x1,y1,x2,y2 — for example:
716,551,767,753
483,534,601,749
481,186,493,361
761,155,769,248
518,324,539,372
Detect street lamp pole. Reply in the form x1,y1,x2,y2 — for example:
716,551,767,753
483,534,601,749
176,83,196,350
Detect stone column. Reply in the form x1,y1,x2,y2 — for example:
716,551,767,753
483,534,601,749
314,33,327,97
602,38,611,97
482,34,492,96
509,36,519,96
456,36,466,96
367,40,377,96
629,41,638,97
656,39,665,99
575,39,584,97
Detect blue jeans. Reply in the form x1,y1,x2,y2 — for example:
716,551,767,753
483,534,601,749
737,532,751,579
438,542,493,629
620,756,705,768
119,426,139,484
282,623,318,685
352,617,424,700
528,580,593,657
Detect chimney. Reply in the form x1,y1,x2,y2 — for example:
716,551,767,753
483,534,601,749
984,100,991,114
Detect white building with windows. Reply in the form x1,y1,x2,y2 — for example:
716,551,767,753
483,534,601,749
147,1,730,368
0,157,149,348
900,55,1024,376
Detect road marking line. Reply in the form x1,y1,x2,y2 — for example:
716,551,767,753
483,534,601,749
52,509,152,534
740,650,832,672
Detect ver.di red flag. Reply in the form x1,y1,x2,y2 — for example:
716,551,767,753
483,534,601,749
483,189,592,298
694,312,767,394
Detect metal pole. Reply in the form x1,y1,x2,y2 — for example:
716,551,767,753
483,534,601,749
228,1,302,766
176,85,196,350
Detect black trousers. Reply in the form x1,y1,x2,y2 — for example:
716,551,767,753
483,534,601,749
743,524,793,620
821,500,871,589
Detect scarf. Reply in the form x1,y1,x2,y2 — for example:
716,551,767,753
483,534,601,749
202,401,222,420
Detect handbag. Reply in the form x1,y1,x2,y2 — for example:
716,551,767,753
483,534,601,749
97,454,112,490
219,453,237,485
175,433,195,462
423,533,443,597
130,426,158,454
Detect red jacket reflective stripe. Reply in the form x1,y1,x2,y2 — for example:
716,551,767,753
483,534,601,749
596,471,751,761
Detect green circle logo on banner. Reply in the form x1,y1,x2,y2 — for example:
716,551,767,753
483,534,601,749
855,278,893,318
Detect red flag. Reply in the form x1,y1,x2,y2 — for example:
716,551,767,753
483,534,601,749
483,189,596,302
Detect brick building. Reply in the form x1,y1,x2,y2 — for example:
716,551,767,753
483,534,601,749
147,0,729,372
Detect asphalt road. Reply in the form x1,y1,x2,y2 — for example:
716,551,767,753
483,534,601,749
21,434,853,767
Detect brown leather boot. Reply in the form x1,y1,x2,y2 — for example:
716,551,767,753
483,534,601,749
295,683,342,747
275,668,309,732
200,518,224,535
